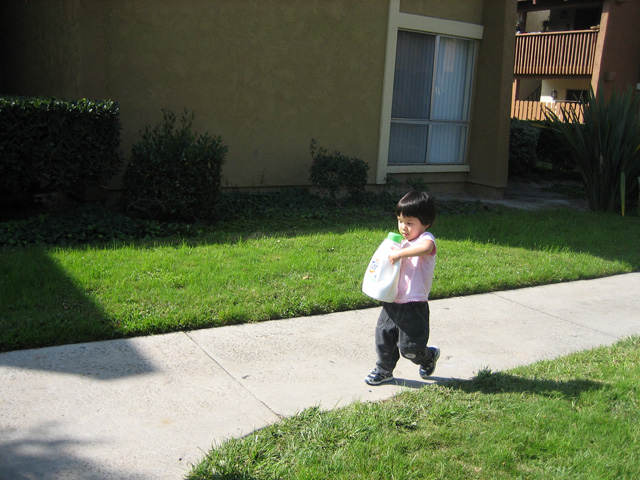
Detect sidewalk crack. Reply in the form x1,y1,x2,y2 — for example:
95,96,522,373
182,332,284,419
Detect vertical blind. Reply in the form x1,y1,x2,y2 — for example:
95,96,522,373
388,31,475,165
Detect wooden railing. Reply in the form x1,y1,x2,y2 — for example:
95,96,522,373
511,100,584,122
514,29,599,76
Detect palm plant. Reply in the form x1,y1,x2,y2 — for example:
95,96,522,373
544,87,640,212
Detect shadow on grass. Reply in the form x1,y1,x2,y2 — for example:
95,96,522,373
434,208,640,269
0,248,157,378
0,252,159,480
1,247,111,351
366,371,603,400
441,369,603,400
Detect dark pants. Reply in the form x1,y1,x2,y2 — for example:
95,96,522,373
375,301,432,375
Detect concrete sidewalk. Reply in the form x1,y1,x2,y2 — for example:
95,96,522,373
1,273,639,480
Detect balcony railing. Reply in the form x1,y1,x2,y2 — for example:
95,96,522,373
511,100,584,123
514,29,599,76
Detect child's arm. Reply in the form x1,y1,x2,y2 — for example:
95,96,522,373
388,238,434,265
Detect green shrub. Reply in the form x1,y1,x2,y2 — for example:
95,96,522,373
536,120,577,180
0,96,122,202
544,88,640,212
508,118,539,178
123,109,228,221
309,138,369,202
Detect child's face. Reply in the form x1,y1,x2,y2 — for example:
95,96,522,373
397,215,428,242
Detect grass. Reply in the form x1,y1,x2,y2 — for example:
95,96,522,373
2,193,639,478
1,202,639,352
186,336,640,479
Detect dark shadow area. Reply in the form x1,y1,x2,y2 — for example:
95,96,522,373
374,375,456,389
385,378,427,389
1,248,113,351
0,337,158,379
433,207,640,269
0,248,157,378
440,370,604,400
0,423,136,480
0,190,490,250
187,470,259,480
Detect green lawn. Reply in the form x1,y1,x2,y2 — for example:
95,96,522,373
1,203,639,352
1,194,639,479
187,336,640,479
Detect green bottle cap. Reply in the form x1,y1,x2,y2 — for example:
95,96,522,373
387,232,403,243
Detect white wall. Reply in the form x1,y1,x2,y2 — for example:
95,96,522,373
541,78,592,102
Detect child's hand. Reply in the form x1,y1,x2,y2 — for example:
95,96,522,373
387,238,434,265
388,250,402,265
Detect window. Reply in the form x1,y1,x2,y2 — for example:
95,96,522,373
388,30,475,165
375,3,483,183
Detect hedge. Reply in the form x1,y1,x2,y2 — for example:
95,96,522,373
0,96,122,202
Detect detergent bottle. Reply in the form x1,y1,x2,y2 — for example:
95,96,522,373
362,232,403,302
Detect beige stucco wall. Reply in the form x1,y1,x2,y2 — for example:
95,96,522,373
1,0,512,195
108,0,391,189
400,0,483,24
2,0,389,189
466,0,515,196
0,2,82,98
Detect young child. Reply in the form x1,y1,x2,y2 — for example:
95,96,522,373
365,190,440,385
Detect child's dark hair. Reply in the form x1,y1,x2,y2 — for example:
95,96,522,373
395,191,436,227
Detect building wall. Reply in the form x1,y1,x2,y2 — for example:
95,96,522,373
593,0,640,98
400,0,483,23
466,0,515,196
2,0,389,189
0,1,82,98
1,0,512,195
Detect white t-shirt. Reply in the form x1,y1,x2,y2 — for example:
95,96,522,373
395,231,436,304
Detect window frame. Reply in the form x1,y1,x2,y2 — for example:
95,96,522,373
376,0,483,183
